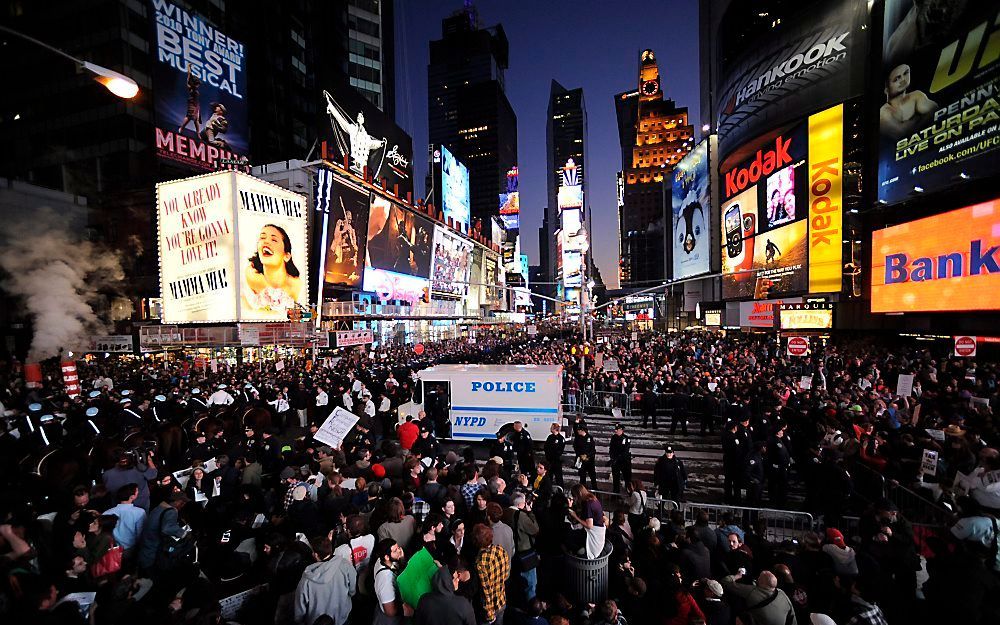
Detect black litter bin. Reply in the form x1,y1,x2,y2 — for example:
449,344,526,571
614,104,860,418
564,543,613,604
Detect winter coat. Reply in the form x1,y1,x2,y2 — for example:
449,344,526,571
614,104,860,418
293,556,357,625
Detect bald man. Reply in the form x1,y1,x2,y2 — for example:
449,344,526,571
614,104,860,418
722,569,797,625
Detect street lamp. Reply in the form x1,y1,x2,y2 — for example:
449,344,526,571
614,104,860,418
0,25,139,99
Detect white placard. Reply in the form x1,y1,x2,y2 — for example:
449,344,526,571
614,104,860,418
920,449,938,476
708,382,718,392
631,332,638,341
799,375,813,390
896,374,914,397
527,325,537,336
275,360,285,371
313,406,360,448
603,359,620,372
336,329,374,347
925,428,945,442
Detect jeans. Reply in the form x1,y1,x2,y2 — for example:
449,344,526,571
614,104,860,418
568,392,577,412
296,408,308,427
520,567,537,601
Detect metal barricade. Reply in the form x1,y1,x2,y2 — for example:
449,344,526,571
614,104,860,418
590,489,679,521
564,391,631,416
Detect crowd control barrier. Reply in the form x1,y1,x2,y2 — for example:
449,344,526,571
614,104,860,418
563,391,632,416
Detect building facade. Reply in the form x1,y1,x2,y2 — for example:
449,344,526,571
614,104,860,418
544,81,587,288
427,8,517,242
616,50,695,288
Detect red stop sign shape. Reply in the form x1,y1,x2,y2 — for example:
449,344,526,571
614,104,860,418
413,343,425,355
954,336,977,357
787,336,809,357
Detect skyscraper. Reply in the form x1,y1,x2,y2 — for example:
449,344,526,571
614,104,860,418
427,6,517,242
545,81,587,286
615,49,695,287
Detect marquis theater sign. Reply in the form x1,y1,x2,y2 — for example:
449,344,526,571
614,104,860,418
871,200,1000,313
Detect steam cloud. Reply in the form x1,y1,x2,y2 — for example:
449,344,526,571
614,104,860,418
0,208,125,362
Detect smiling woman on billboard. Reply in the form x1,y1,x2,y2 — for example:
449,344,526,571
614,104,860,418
243,224,303,313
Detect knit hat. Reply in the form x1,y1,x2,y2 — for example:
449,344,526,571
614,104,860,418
371,463,386,479
279,466,296,480
825,527,846,548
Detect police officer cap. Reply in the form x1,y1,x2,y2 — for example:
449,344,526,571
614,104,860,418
86,407,99,417
244,383,254,389
40,414,54,423
28,403,42,412
120,398,131,404
195,430,207,439
664,445,674,454
121,389,131,396
614,423,624,430
218,384,227,389
191,388,201,395
155,395,167,402
88,390,101,399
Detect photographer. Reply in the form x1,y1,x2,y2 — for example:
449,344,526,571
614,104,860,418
102,450,158,511
504,492,540,602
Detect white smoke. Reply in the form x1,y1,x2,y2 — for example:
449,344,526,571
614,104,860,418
0,208,125,362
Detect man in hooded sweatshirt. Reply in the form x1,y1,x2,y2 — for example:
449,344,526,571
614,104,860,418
414,564,476,625
294,535,357,625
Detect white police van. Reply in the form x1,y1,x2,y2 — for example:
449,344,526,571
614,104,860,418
410,364,563,441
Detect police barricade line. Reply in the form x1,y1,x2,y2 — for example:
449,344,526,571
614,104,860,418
563,391,632,416
590,489,814,543
851,462,951,527
841,516,944,555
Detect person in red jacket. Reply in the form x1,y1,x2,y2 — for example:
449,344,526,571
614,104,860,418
398,415,419,451
662,564,706,625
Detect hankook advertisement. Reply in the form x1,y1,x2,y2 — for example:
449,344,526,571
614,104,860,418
151,0,249,170
715,0,864,158
878,2,1000,205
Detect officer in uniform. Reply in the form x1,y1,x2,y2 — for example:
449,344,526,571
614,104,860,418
189,388,208,414
768,423,792,508
641,384,658,429
653,445,687,501
722,420,745,504
490,430,517,478
151,394,171,423
609,422,632,493
544,422,566,486
510,420,535,475
573,422,597,490
118,395,144,432
187,430,216,464
745,440,767,506
411,421,442,460
670,391,690,435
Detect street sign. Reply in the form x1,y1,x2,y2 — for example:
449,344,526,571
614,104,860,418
954,336,977,358
787,336,809,357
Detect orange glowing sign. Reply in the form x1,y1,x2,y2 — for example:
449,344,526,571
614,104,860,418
871,201,1000,313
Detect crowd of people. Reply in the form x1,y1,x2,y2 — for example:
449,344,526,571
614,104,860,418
0,329,998,624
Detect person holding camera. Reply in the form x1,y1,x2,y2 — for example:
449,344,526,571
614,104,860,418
504,492,540,602
102,450,158,511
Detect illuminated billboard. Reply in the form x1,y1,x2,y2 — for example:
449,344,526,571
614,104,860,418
720,105,843,299
878,3,1000,205
562,249,583,287
714,0,864,157
499,192,520,230
321,88,413,197
779,302,834,330
430,226,473,298
365,196,433,279
362,267,428,306
151,0,248,170
558,158,583,210
157,171,307,323
441,146,470,231
314,167,369,291
871,201,1000,313
671,138,711,279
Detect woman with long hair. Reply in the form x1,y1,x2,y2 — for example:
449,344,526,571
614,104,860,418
243,224,303,313
661,564,705,625
567,483,606,558
625,478,648,532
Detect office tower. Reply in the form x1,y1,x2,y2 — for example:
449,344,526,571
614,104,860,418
545,81,587,285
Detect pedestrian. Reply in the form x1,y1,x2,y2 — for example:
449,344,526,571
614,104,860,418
473,523,510,625
573,423,598,490
293,534,358,625
371,537,407,624
609,423,632,493
654,445,687,502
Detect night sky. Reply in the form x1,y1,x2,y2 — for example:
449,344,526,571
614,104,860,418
394,0,702,289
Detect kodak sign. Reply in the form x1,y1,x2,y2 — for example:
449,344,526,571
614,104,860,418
807,105,843,294
871,201,1000,313
724,136,793,198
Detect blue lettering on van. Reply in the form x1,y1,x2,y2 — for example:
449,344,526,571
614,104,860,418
454,416,487,427
470,381,537,393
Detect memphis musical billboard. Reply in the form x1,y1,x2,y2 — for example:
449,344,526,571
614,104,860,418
871,200,1000,313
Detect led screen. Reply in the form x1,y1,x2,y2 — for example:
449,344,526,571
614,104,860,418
365,196,433,279
441,146,470,231
671,139,711,279
871,201,1000,313
430,226,473,298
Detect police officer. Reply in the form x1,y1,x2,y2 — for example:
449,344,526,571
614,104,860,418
151,394,171,423
722,420,745,504
118,395,144,432
641,384,658,429
490,430,517,477
701,391,720,436
609,422,632,493
187,431,216,463
510,420,535,475
768,423,792,508
745,440,767,506
573,422,597,490
670,391,690,435
544,422,566,486
653,445,687,502
189,388,208,413
411,421,442,460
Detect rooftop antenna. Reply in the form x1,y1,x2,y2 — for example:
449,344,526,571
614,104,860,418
464,0,477,28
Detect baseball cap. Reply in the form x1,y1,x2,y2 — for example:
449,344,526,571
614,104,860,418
88,390,101,399
664,445,674,454
120,398,132,404
705,579,723,597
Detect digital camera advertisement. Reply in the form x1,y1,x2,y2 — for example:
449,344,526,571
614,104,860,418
878,2,1000,205
151,0,249,170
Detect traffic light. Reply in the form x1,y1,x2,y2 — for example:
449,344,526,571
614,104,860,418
287,308,302,322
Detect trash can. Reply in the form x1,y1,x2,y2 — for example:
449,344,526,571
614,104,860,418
563,543,613,604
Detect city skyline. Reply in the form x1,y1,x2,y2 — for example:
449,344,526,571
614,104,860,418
395,0,701,288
